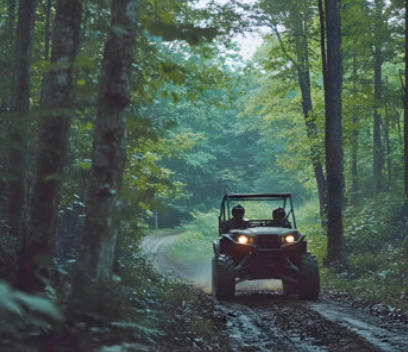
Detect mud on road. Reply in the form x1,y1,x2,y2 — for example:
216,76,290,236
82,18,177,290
142,231,408,352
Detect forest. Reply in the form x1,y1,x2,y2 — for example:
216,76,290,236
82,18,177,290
0,0,408,351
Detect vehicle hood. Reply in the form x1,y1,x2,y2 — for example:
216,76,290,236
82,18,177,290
230,227,295,236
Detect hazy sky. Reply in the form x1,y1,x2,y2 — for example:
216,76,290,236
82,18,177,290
196,0,264,60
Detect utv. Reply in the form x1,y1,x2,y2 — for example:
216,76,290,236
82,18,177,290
212,193,319,300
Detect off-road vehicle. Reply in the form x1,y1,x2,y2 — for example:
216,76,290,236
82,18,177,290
212,193,319,300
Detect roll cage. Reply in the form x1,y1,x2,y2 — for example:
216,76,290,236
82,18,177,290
218,193,297,235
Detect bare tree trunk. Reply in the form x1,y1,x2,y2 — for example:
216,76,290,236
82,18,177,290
373,48,383,194
291,2,327,221
44,0,52,60
318,0,328,106
324,0,344,265
351,53,359,206
373,0,384,195
7,0,37,245
405,0,408,206
384,76,391,187
75,0,140,287
18,0,83,292
0,0,17,215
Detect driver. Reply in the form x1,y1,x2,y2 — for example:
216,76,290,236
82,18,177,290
267,207,291,228
224,204,249,231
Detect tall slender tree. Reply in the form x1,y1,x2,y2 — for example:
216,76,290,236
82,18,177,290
260,0,327,220
373,0,385,195
75,0,140,287
0,0,17,218
323,0,344,264
288,0,327,220
18,0,83,292
7,0,36,245
405,0,408,207
351,52,360,206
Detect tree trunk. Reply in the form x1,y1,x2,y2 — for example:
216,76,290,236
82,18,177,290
373,47,383,195
18,0,83,292
351,53,359,206
384,76,391,187
0,0,17,218
7,0,37,245
318,0,329,106
291,1,327,221
44,0,52,60
405,0,408,206
324,0,344,264
75,0,140,286
373,0,384,195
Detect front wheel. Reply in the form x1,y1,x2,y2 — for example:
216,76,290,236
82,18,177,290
212,255,235,300
298,253,320,300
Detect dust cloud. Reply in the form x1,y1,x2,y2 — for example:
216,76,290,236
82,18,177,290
179,258,283,295
142,233,283,295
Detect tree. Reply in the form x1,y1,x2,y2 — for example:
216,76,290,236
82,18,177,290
7,0,36,245
405,0,408,206
18,0,83,292
373,0,386,195
323,0,344,264
257,0,328,221
75,0,140,286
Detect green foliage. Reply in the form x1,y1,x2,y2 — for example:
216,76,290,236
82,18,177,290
86,233,228,349
0,281,63,334
308,192,408,308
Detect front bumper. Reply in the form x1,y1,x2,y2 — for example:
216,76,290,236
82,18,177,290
227,241,306,280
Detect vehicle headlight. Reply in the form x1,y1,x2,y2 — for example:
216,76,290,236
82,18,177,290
236,235,253,244
284,234,296,243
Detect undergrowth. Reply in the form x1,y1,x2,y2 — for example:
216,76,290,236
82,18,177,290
64,232,229,351
0,231,229,352
304,194,408,311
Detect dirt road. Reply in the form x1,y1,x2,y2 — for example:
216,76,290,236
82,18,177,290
142,231,408,352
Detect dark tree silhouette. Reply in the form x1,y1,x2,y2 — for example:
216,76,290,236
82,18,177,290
323,0,344,264
7,0,36,247
18,0,83,292
405,0,408,206
373,0,384,195
75,0,140,287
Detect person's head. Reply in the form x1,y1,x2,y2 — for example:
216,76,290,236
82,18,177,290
232,204,245,220
272,207,285,222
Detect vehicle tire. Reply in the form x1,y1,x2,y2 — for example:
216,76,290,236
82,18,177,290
212,254,235,300
298,253,320,300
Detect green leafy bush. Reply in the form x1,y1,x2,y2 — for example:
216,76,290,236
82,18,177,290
0,281,63,334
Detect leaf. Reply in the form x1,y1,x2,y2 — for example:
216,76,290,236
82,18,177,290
44,173,62,181
171,92,179,103
79,159,92,170
12,292,63,321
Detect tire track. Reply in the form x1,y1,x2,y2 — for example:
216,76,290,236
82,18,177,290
142,231,408,352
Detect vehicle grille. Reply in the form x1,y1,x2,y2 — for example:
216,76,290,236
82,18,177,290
256,235,281,249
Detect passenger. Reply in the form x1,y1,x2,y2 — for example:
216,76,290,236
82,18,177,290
224,204,249,231
267,207,291,228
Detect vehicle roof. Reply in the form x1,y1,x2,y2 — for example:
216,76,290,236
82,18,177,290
224,193,291,199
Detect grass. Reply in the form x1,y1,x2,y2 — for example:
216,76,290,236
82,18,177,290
166,210,219,264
